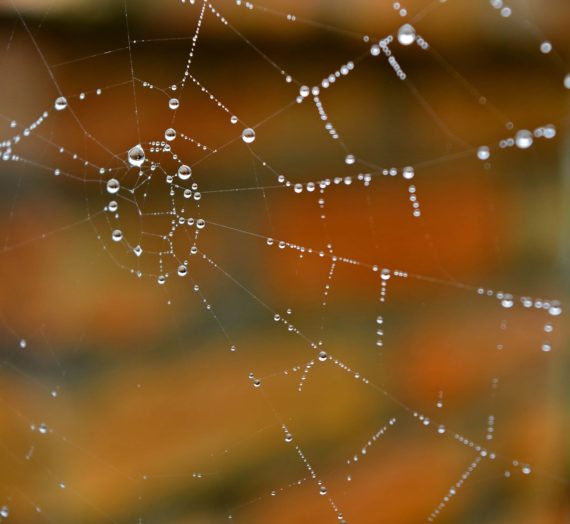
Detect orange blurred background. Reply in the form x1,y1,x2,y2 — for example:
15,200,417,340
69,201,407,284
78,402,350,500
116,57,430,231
0,0,568,523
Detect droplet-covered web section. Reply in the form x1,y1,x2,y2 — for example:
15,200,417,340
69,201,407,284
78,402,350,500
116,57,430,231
0,0,568,523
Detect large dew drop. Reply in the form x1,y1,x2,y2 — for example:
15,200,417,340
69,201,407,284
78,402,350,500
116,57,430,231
54,96,68,111
477,146,490,160
128,145,145,167
402,166,415,179
543,124,556,139
548,301,562,316
540,41,552,54
515,129,533,149
397,24,416,46
178,164,192,180
241,128,256,143
500,295,514,308
106,178,120,194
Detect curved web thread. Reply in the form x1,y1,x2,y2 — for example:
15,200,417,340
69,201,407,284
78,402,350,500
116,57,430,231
0,0,568,522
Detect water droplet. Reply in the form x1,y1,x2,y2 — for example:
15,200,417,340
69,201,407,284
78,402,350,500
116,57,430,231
402,166,415,179
253,378,262,388
380,269,391,281
106,178,120,194
564,74,570,89
19,339,27,349
318,351,328,362
500,294,513,308
515,129,533,149
241,128,256,143
38,423,48,434
230,115,238,124
397,24,416,46
284,433,293,443
541,343,552,352
177,265,188,277
178,164,192,180
54,96,68,111
540,41,552,54
134,245,142,257
0,506,9,518
477,146,490,160
319,486,328,495
169,98,180,110
164,128,177,141
112,230,123,242
543,124,556,139
128,145,145,167
345,154,356,165
548,301,562,316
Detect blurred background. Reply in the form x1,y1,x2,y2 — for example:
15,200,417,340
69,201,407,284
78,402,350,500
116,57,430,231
0,0,569,523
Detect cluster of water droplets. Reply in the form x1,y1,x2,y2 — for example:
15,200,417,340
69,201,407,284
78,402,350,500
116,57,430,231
0,1,567,522
489,0,512,18
101,140,208,284
477,124,557,162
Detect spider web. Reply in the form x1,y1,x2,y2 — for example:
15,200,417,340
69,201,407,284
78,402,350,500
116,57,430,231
0,0,568,522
